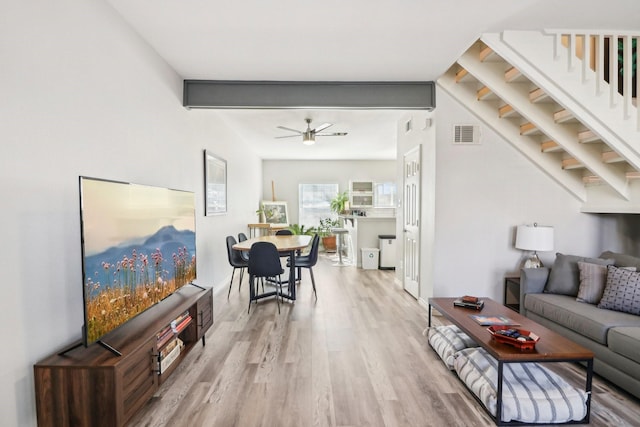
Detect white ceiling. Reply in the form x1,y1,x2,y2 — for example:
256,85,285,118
106,0,640,160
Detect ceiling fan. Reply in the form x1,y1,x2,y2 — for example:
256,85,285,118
276,118,347,145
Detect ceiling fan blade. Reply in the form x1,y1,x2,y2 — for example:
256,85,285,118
312,123,333,133
275,134,300,139
316,132,348,137
276,126,302,134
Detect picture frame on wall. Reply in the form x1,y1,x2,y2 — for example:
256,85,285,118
261,201,289,226
204,150,227,215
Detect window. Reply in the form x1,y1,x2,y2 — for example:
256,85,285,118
298,183,339,227
374,182,397,207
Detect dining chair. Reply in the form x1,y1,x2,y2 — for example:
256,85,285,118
274,228,302,280
237,232,250,262
248,242,285,313
288,233,320,300
225,235,248,299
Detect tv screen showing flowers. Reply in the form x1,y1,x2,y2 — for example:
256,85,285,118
79,177,196,346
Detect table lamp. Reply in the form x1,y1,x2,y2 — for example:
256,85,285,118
515,223,554,268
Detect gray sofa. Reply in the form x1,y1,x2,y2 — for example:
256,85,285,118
519,251,640,400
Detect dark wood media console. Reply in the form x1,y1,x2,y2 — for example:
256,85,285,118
34,285,213,427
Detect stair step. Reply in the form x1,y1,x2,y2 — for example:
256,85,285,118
479,46,500,62
455,68,472,83
520,122,541,136
477,86,495,100
562,158,584,170
586,172,640,182
582,175,601,184
541,140,562,152
627,171,640,180
554,109,578,124
578,130,601,143
498,104,518,118
529,88,551,103
504,66,527,83
602,151,625,163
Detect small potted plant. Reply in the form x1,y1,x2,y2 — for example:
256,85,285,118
317,217,340,252
330,190,349,215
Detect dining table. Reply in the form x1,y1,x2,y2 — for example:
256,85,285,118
232,234,312,301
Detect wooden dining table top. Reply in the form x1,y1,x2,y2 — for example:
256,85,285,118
232,234,312,252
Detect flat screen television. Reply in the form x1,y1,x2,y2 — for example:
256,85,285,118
79,176,196,348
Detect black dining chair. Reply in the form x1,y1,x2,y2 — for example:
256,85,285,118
237,232,250,262
289,233,320,300
248,242,285,313
225,236,248,299
274,228,302,281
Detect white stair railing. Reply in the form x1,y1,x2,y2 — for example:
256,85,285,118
546,30,639,130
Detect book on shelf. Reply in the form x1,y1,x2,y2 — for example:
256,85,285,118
156,328,175,349
469,314,520,326
453,298,484,310
159,338,184,374
173,314,192,334
160,337,182,359
170,310,191,333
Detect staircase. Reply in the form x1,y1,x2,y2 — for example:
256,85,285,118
438,30,640,213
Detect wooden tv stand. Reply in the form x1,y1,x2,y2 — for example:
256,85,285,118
34,285,213,427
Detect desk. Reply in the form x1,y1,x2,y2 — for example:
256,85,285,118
233,235,311,301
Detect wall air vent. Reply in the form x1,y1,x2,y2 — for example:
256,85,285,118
452,124,480,144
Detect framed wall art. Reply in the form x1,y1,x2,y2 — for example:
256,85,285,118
260,201,289,226
204,150,227,215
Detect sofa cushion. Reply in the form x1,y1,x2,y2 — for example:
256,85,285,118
600,251,640,270
453,347,587,423
576,262,609,304
524,293,640,345
545,253,613,297
577,262,636,304
598,265,640,315
608,327,640,365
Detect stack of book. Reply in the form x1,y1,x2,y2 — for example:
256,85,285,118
453,295,484,310
156,310,193,374
159,338,184,373
170,310,192,334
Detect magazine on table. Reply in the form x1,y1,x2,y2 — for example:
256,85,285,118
469,314,520,326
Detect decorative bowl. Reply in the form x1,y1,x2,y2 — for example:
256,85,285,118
487,326,540,350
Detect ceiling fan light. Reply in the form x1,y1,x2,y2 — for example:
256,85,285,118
302,133,315,145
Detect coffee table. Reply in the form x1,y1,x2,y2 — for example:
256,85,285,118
428,297,594,426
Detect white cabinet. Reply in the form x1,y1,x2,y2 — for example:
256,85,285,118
350,180,374,207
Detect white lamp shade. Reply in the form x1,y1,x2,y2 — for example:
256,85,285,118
515,224,554,252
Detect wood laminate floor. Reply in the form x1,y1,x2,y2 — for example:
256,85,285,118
128,254,640,427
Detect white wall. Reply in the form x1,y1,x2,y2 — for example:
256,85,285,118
261,159,396,224
431,91,602,300
1,2,261,426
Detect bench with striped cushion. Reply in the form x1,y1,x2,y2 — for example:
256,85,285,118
454,347,588,423
427,325,478,369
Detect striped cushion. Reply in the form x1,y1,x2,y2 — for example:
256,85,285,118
454,347,587,423
427,325,477,369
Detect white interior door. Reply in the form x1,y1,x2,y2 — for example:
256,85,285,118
403,145,421,299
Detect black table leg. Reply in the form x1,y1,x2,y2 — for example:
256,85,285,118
288,249,296,300
496,361,504,425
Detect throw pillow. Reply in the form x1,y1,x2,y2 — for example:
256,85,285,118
576,262,636,304
598,265,640,315
545,253,613,296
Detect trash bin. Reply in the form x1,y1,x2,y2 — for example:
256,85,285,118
361,248,380,270
378,234,396,270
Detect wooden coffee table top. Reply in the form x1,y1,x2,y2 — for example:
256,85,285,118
429,297,594,363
